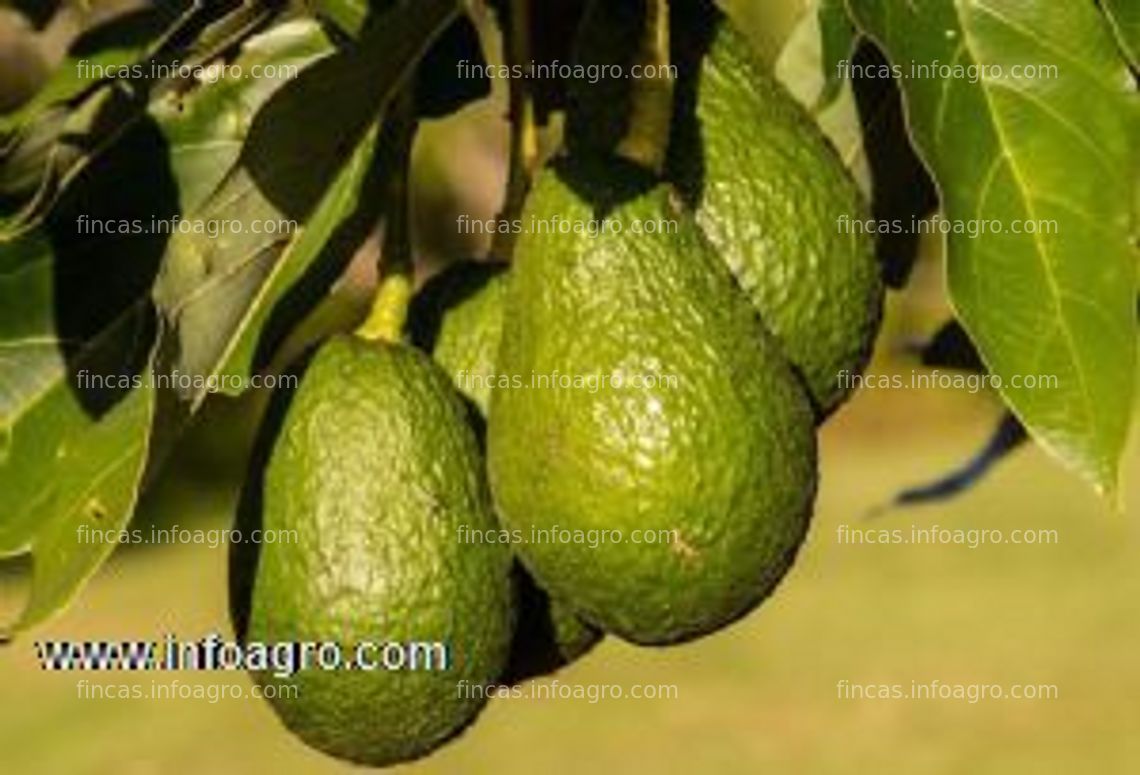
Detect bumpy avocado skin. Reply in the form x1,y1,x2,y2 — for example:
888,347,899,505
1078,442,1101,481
410,261,603,681
488,156,818,645
672,19,882,415
410,261,510,417
245,335,514,766
570,0,883,416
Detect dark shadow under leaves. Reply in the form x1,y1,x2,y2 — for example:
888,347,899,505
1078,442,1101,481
46,91,178,419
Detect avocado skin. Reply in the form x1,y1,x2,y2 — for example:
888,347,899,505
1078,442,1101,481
410,261,510,417
570,0,883,417
670,15,882,416
488,155,818,645
411,261,603,681
245,335,513,766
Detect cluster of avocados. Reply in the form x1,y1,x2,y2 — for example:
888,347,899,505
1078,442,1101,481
230,1,882,766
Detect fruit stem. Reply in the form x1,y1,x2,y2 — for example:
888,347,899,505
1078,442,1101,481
616,0,674,173
357,87,417,343
491,0,538,261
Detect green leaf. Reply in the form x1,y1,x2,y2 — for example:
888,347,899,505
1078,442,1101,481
310,0,489,119
151,19,338,214
153,126,382,408
815,0,858,108
723,0,813,66
0,109,68,204
153,0,460,408
0,86,139,239
1102,0,1140,70
848,0,1138,495
1,20,334,429
0,19,336,634
0,2,286,238
0,308,157,634
306,0,372,38
0,122,168,634
0,3,194,136
0,234,62,436
847,42,939,288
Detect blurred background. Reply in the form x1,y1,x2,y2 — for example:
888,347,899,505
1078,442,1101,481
1,1,1139,772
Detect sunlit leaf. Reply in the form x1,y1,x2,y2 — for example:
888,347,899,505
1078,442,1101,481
153,1,460,408
849,0,1139,495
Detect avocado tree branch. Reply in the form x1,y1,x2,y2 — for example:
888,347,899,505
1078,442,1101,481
491,0,537,260
357,86,417,343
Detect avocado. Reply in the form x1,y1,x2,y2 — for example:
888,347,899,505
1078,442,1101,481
241,335,514,766
502,567,603,684
570,0,883,416
410,260,603,681
487,155,818,645
409,260,510,417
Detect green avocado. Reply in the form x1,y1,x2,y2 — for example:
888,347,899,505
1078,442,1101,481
501,567,603,684
241,335,514,766
487,155,818,645
570,0,883,416
409,261,510,417
410,260,603,681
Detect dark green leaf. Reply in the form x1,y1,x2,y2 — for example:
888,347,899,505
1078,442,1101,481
306,0,371,38
0,1,287,238
0,111,173,634
1102,0,1140,71
815,0,858,108
917,319,985,373
848,42,939,288
0,3,193,135
0,18,334,634
412,14,490,119
889,413,1028,510
1,85,140,238
151,19,337,214
311,0,489,120
154,1,460,408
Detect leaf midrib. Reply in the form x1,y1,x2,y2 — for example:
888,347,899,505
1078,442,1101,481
954,0,1104,479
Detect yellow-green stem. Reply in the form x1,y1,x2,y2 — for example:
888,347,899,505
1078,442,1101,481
357,88,417,343
357,271,414,342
